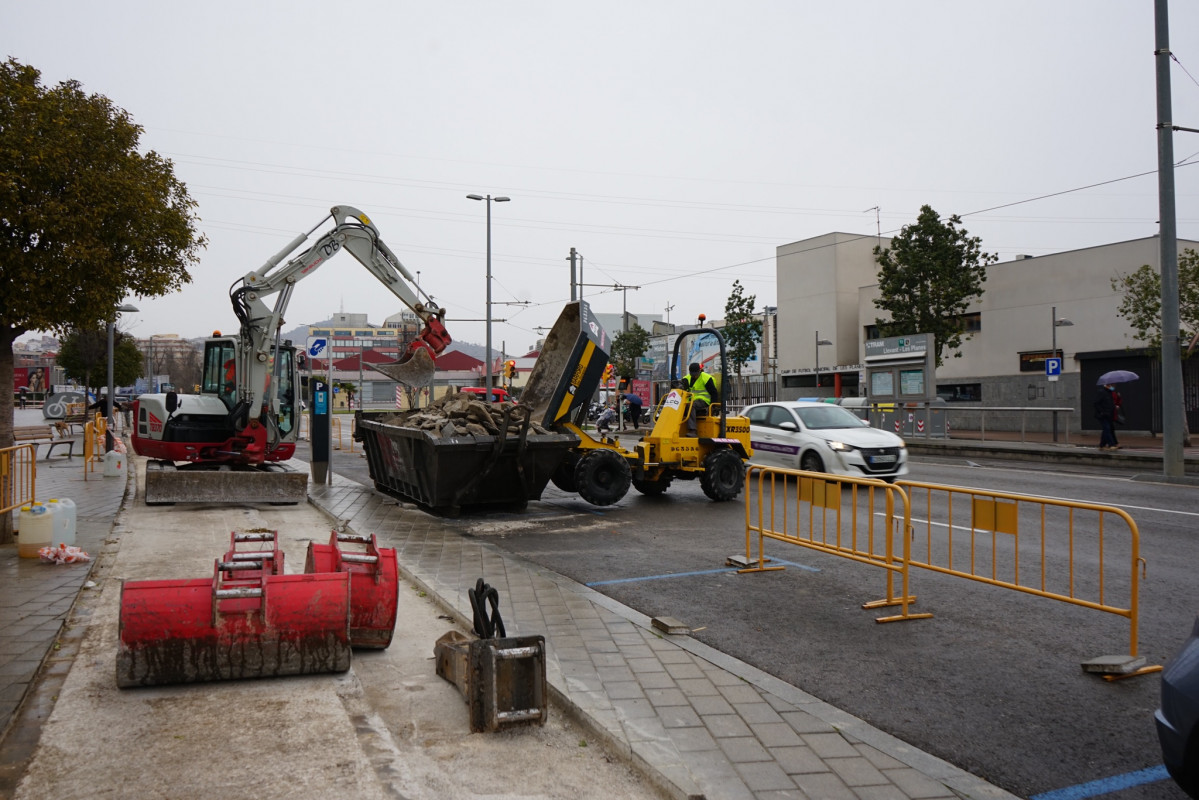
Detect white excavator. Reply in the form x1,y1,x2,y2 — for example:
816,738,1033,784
130,205,449,504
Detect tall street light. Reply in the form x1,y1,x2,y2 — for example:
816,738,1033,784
107,303,139,450
1051,307,1073,442
467,193,510,398
814,331,832,390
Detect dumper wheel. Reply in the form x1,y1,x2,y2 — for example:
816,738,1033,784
550,453,580,493
632,475,672,496
574,449,631,506
700,449,744,501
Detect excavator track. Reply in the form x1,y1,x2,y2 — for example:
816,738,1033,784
143,461,308,506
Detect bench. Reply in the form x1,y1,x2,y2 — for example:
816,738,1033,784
11,425,79,459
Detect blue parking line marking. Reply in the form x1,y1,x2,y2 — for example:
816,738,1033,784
586,558,820,587
588,567,738,586
1028,764,1169,800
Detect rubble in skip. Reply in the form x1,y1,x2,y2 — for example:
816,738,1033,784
377,390,553,439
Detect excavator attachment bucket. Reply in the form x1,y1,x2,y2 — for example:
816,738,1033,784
304,532,399,649
116,561,352,688
370,346,436,389
369,315,449,389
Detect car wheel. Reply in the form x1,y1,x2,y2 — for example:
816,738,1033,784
1170,732,1199,798
800,451,825,474
701,449,744,501
574,449,631,506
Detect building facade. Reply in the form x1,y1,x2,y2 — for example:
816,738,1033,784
776,232,1199,433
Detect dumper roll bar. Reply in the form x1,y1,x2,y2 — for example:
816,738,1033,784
671,326,730,439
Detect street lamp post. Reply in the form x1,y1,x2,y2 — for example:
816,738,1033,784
1051,307,1073,442
467,193,510,398
814,331,832,391
107,303,139,450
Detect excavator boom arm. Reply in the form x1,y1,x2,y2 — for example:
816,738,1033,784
229,205,449,430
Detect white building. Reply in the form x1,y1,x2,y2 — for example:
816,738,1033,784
775,233,1199,434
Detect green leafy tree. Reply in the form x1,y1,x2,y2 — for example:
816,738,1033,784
336,381,357,408
722,280,762,377
609,323,652,382
1,58,205,542
1110,249,1199,357
873,205,995,366
56,327,143,393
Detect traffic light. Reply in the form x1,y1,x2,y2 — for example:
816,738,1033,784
602,364,614,383
503,360,516,379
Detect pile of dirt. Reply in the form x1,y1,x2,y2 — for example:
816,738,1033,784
377,390,554,439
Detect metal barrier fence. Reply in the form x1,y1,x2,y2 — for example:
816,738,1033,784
740,465,931,623
742,465,1155,676
0,444,37,514
298,414,345,449
896,478,1152,673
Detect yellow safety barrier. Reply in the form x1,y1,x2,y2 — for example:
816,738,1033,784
896,479,1157,676
741,465,1158,677
1,443,37,513
299,414,348,449
741,465,931,623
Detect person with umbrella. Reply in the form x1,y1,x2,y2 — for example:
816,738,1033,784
1093,370,1137,450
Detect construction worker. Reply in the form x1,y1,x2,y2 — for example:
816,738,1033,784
681,362,717,435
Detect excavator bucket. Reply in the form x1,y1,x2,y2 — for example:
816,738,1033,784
116,560,352,688
304,532,399,649
370,346,436,390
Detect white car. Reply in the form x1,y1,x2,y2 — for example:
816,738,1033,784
743,400,909,482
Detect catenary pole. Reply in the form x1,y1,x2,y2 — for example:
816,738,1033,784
1155,0,1185,478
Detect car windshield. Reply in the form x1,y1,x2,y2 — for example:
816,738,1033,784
794,405,869,430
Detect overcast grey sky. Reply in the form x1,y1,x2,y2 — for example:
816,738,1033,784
5,1,1199,354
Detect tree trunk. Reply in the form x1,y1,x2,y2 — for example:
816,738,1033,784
1,333,17,545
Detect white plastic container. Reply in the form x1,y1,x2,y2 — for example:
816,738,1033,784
46,498,76,547
103,449,125,477
18,503,54,558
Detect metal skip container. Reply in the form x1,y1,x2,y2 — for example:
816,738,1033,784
117,561,352,688
305,532,399,649
354,408,578,513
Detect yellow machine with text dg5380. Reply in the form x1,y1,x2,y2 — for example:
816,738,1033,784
520,303,751,506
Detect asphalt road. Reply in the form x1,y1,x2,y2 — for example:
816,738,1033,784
300,433,1195,800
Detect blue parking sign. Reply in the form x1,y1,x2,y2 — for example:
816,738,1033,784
1045,357,1062,379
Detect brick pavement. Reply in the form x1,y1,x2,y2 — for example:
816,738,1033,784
0,408,1029,799
0,411,129,784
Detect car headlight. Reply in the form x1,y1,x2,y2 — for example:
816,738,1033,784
827,440,856,452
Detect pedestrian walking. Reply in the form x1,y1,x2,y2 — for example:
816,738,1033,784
621,393,644,430
1093,383,1119,450
18,386,27,409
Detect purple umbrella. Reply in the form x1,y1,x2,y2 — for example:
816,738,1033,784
1097,370,1138,385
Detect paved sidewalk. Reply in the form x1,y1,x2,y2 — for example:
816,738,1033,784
0,411,1029,798
0,413,128,780
306,474,1017,800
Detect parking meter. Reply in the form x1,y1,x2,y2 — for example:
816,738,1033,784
310,379,331,484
